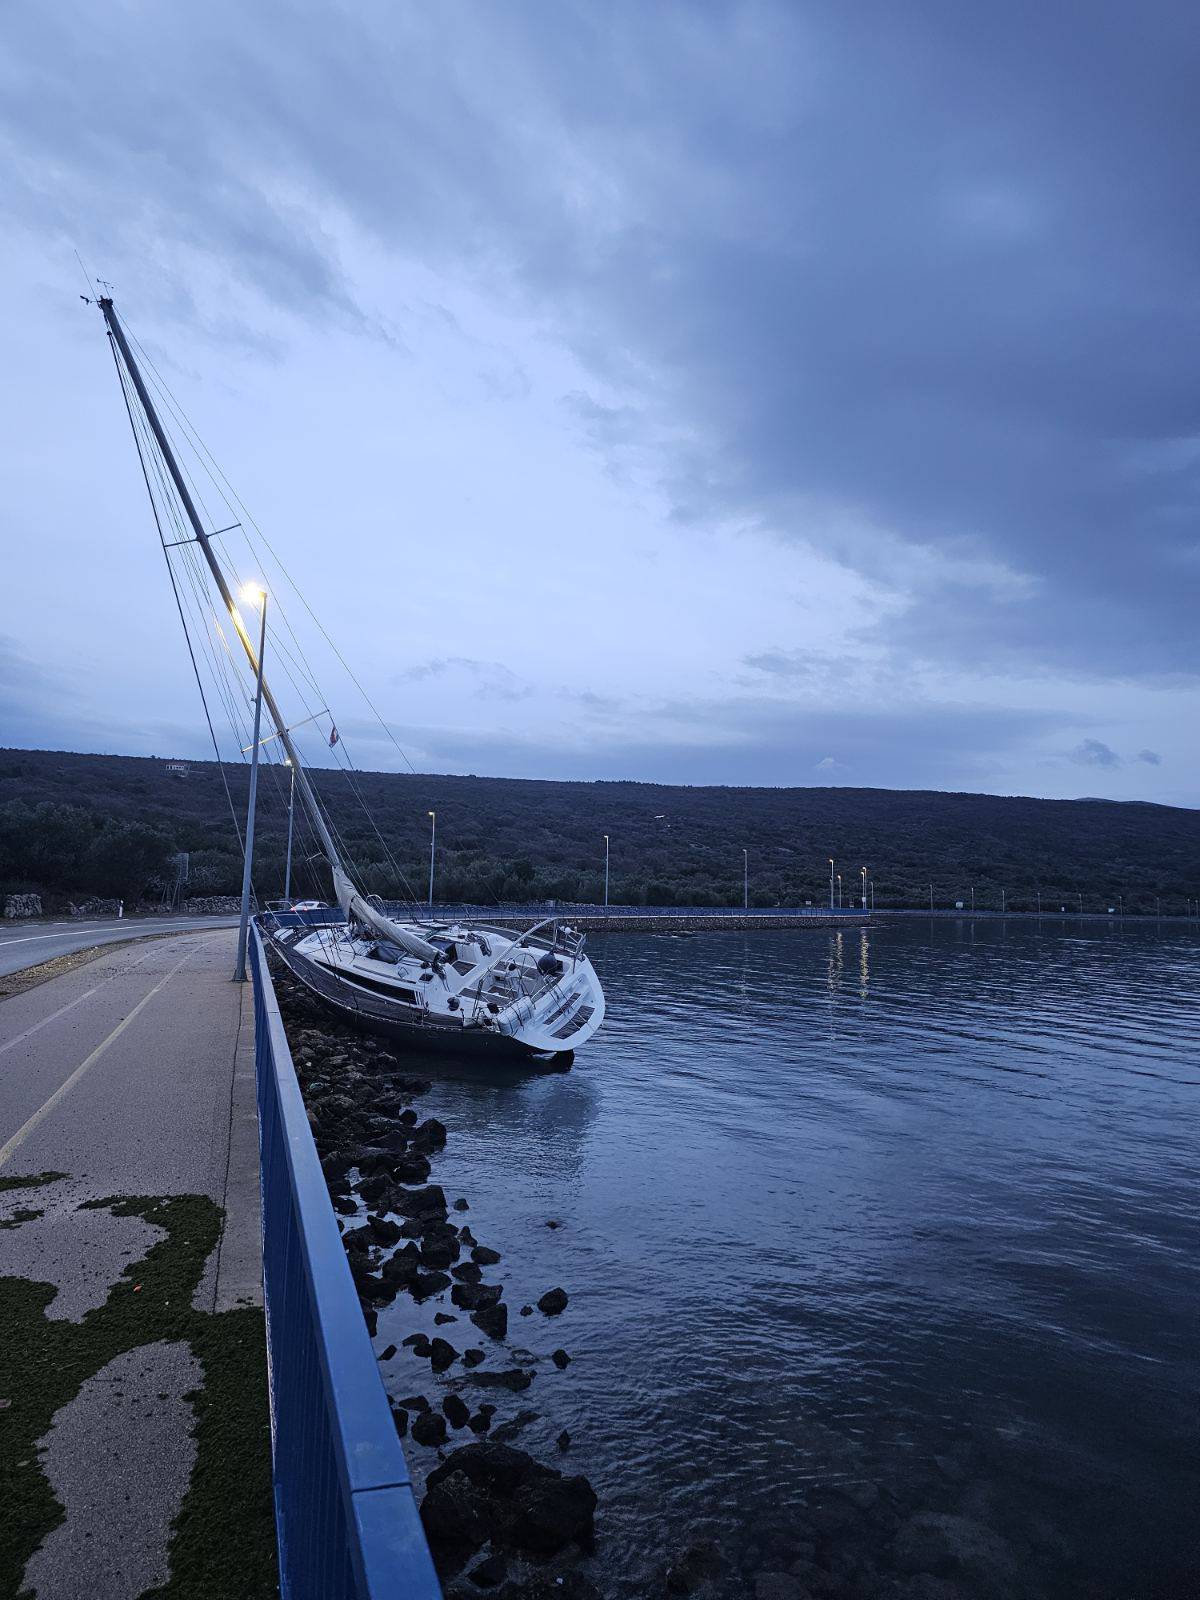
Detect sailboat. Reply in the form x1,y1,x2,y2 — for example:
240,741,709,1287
97,295,606,1060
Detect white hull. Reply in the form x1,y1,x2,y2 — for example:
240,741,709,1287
266,914,604,1057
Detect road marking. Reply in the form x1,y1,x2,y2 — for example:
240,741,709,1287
0,944,205,1170
0,920,232,950
0,948,161,1061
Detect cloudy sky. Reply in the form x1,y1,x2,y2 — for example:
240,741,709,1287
2,0,1197,803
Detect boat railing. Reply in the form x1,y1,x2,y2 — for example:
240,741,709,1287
249,926,442,1600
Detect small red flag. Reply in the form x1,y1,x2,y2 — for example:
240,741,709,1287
329,724,339,747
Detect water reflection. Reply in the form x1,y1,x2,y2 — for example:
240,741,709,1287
383,920,1200,1599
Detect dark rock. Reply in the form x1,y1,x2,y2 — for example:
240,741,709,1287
429,1337,459,1373
519,1306,533,1317
471,1368,533,1392
467,1410,493,1434
394,1184,448,1219
421,1234,461,1270
362,1307,377,1337
466,1550,507,1589
545,1220,561,1229
490,1409,539,1442
380,1344,397,1361
665,1539,726,1594
536,1287,568,1316
358,1174,389,1202
463,1349,486,1368
551,1349,571,1370
459,1226,479,1247
332,1193,357,1216
399,1394,429,1411
510,1471,597,1553
411,1270,452,1300
892,1513,1018,1595
398,1107,420,1124
392,1153,433,1184
556,1431,571,1452
443,1393,471,1429
471,1303,508,1340
453,1262,483,1284
426,1441,552,1499
368,1214,403,1245
411,1117,448,1153
392,1407,408,1437
453,1197,470,1212
411,1409,449,1447
435,1312,458,1325
404,1334,432,1355
420,1467,494,1559
471,1246,502,1266
452,1282,504,1312
382,1243,420,1282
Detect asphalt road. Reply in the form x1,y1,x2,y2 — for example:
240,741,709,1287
0,913,239,978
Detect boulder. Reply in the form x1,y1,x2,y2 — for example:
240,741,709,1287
665,1539,726,1594
410,1269,452,1300
453,1262,483,1284
892,1513,1018,1595
466,1550,507,1589
411,1409,449,1447
471,1303,508,1340
509,1471,597,1554
443,1393,471,1429
394,1184,448,1219
463,1348,486,1368
471,1246,502,1266
537,1287,568,1316
471,1369,533,1392
452,1282,504,1312
420,1467,494,1559
551,1349,571,1370
429,1337,459,1373
411,1117,448,1153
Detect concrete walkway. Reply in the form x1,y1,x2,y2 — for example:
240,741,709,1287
0,928,267,1598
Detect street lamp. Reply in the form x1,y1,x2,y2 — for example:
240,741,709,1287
1036,888,1041,916
861,866,867,911
929,883,934,914
828,858,835,911
970,884,975,914
1001,887,1006,914
743,848,749,911
283,759,295,904
427,811,436,908
837,872,843,909
234,583,267,983
603,834,610,911
1077,892,1083,916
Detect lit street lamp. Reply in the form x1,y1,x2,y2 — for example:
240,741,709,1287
860,866,868,911
828,858,835,911
427,810,436,908
837,872,843,909
284,759,295,903
234,583,267,983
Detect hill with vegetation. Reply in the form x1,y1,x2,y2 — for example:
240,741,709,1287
1,746,1196,914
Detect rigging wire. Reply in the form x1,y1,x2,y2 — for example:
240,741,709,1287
107,332,246,857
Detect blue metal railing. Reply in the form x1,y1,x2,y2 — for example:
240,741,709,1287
250,925,442,1600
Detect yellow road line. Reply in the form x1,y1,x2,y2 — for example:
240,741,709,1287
0,944,205,1171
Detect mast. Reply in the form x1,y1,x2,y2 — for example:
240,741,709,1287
99,297,438,961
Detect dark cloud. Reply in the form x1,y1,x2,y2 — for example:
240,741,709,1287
1070,739,1121,769
3,1,1197,788
1137,749,1163,766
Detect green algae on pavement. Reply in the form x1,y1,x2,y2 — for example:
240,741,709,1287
0,1190,277,1599
0,1172,67,1192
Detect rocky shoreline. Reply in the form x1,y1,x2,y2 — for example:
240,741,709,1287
271,961,601,1600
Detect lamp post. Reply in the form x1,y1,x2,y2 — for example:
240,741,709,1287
1001,887,1006,914
427,810,436,908
234,584,267,983
743,848,749,911
929,883,933,914
603,834,610,911
828,858,835,911
1036,888,1041,916
283,759,295,904
970,884,975,914
1077,892,1083,916
861,866,867,911
837,872,843,909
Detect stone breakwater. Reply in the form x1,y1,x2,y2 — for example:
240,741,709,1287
272,963,601,1600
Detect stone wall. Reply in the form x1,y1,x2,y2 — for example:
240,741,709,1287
3,893,42,919
182,896,243,915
